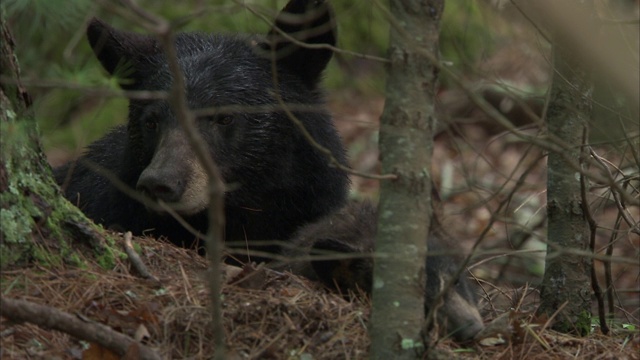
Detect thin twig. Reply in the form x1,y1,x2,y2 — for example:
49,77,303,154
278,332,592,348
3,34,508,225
116,1,227,358
271,88,396,181
375,0,639,206
510,0,551,43
76,159,205,242
238,1,390,64
580,130,609,335
589,147,640,235
605,215,620,320
0,76,169,100
536,300,569,336
123,231,160,282
247,4,396,181
425,147,546,332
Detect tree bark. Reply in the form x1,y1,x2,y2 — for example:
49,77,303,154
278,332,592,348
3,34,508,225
0,10,107,268
369,1,443,358
537,0,594,335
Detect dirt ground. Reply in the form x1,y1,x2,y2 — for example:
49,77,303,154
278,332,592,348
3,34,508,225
1,227,638,359
1,227,638,360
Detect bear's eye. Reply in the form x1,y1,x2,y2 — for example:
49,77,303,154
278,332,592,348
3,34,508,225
216,115,234,126
145,119,158,130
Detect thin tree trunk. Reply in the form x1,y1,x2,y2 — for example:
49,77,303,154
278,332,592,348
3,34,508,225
0,11,107,267
537,0,594,335
369,1,443,358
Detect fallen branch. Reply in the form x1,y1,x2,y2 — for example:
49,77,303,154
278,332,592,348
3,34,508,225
0,296,161,360
123,231,160,282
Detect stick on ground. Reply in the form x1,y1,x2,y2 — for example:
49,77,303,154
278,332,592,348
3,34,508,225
0,296,161,360
123,231,160,282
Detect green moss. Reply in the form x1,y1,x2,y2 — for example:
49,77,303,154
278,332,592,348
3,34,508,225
44,207,68,244
81,229,123,264
553,310,592,336
576,311,592,336
56,229,86,267
103,232,117,247
1,124,54,235
1,122,45,264
1,120,107,268
92,233,119,269
32,243,63,267
95,245,117,269
0,243,27,269
66,252,86,268
0,208,33,243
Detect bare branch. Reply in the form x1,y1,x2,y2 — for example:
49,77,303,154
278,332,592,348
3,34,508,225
580,130,609,335
589,147,640,235
375,0,640,206
238,1,390,64
116,1,227,358
0,296,161,360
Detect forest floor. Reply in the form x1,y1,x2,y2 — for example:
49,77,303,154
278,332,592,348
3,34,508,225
2,89,639,359
1,230,637,360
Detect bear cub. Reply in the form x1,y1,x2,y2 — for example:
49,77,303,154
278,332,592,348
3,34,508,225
282,201,485,342
55,0,349,259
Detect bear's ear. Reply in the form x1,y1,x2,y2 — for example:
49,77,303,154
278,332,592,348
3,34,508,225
87,18,161,89
264,0,336,87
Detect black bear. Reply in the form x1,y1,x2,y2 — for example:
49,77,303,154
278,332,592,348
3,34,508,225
282,201,485,342
55,0,349,258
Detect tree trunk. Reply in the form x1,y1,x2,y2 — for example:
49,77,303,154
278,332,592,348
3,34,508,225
537,1,594,335
0,12,108,268
369,1,443,358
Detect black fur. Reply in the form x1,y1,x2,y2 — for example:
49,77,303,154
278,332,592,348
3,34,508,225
55,0,349,257
283,201,485,341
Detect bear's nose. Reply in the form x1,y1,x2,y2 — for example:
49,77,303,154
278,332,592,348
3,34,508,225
137,173,182,203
